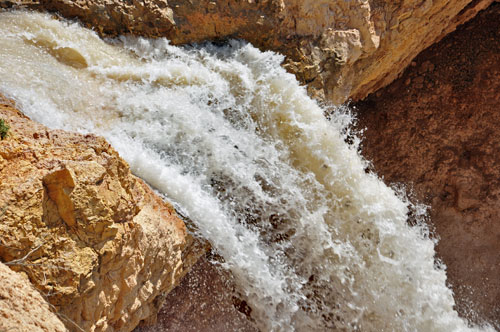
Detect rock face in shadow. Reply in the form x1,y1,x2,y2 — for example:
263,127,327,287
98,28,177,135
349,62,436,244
0,262,67,332
0,96,203,332
134,255,258,332
355,4,500,328
24,0,494,104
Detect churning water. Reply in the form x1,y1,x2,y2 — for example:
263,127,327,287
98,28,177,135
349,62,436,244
0,11,495,332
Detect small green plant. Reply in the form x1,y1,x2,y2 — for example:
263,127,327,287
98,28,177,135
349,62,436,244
0,118,9,140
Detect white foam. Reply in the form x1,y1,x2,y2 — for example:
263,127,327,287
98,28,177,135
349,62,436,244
0,11,495,332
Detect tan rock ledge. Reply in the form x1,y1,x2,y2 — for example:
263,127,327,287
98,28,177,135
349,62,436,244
0,95,204,332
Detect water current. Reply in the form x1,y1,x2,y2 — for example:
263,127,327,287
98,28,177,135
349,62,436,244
0,10,495,332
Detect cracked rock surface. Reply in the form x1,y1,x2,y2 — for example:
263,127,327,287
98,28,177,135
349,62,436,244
0,262,67,332
0,96,202,332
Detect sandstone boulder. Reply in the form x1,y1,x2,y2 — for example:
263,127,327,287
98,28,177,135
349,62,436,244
0,96,202,332
0,262,67,332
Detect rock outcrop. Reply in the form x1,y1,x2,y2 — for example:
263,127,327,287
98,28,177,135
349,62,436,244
0,262,67,332
0,96,202,332
1,1,498,331
18,0,494,104
356,3,500,328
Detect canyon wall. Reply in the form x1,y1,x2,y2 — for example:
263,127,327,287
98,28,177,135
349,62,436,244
1,1,499,331
356,3,500,328
0,96,203,332
23,0,495,104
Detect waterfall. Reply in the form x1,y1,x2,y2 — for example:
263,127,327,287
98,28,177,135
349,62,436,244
0,11,494,332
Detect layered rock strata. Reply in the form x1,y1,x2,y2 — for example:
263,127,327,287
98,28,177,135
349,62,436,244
15,0,494,104
356,3,500,328
0,96,201,332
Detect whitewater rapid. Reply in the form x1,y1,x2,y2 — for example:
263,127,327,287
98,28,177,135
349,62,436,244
0,11,495,332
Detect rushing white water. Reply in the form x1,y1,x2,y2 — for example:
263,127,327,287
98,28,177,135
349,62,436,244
0,11,495,332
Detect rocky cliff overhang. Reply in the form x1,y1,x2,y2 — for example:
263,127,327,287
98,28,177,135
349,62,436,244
4,0,496,104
